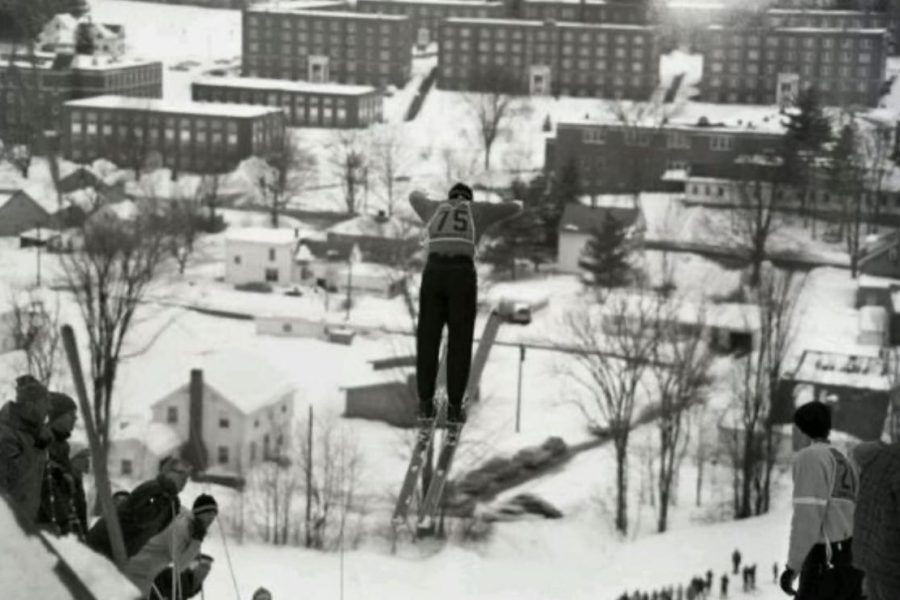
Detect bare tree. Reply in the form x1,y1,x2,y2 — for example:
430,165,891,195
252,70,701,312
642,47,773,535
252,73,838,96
252,131,317,227
727,266,803,518
4,287,63,387
564,291,659,534
610,96,680,198
859,120,893,234
59,201,170,453
649,297,711,532
464,66,526,172
724,154,786,288
368,124,416,217
439,146,481,193
165,197,202,275
329,130,368,215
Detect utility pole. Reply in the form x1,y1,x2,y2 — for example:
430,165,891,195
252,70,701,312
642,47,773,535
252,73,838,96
304,404,313,548
36,222,42,287
515,344,525,433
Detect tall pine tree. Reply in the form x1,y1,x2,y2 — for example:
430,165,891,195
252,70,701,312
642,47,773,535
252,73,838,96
783,87,832,233
578,213,633,289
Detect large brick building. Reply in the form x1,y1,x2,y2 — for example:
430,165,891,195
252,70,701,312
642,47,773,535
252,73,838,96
0,53,162,143
357,0,504,46
192,77,382,128
546,114,785,193
697,25,888,107
61,95,285,174
438,18,659,98
242,4,413,88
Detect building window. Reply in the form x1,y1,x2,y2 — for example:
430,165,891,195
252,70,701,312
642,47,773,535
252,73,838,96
282,322,292,333
710,135,733,151
583,129,605,144
667,131,690,149
166,406,178,424
269,248,276,261
250,442,257,463
121,459,133,476
218,446,229,465
234,255,241,265
265,268,279,282
219,414,230,429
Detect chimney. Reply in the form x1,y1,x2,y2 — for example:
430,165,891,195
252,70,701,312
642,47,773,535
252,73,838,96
374,209,388,224
184,368,208,472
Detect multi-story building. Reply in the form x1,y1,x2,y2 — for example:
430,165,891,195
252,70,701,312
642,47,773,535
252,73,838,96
438,18,659,97
0,53,162,142
61,95,285,174
545,115,785,193
192,76,382,128
764,8,888,30
242,4,413,88
357,0,503,46
698,25,888,107
517,0,651,24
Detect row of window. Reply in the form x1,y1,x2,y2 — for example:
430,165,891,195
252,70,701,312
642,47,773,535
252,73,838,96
443,40,652,59
708,63,876,78
523,6,645,21
575,156,692,179
709,48,875,63
768,16,885,29
443,26,651,45
246,16,399,34
708,33,879,50
359,3,497,18
244,62,401,78
706,77,873,93
68,110,241,133
247,43,398,60
581,128,737,151
196,88,363,109
443,53,649,73
69,124,240,147
247,33,400,49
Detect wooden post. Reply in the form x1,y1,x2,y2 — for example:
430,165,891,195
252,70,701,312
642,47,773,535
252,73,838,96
515,344,525,433
304,404,313,548
61,325,127,567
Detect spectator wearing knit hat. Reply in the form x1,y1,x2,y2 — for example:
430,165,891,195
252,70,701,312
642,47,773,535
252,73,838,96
252,587,273,600
780,401,863,600
124,493,219,598
152,554,214,600
37,392,83,536
0,375,50,523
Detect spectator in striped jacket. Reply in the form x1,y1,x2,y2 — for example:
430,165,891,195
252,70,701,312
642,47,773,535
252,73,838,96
779,401,863,599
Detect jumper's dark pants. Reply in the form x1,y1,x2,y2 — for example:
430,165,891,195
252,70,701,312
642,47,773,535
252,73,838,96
797,538,863,600
416,254,477,423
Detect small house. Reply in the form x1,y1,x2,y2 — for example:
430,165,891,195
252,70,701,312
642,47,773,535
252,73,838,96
0,190,52,236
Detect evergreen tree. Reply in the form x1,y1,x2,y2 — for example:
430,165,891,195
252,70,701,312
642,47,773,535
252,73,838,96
69,0,90,18
75,22,95,55
828,123,866,275
578,213,633,288
783,87,832,232
480,207,545,280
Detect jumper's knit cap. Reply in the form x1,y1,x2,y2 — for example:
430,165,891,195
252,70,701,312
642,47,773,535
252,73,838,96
252,588,272,600
448,182,473,201
16,375,47,405
192,493,218,517
793,401,831,439
48,392,77,422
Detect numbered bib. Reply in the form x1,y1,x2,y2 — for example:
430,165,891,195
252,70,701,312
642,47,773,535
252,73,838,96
425,203,475,247
829,447,857,501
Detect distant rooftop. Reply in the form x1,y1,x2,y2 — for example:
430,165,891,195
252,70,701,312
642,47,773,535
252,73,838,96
248,0,345,11
359,0,501,5
63,95,282,118
789,349,892,391
226,227,303,245
193,76,376,96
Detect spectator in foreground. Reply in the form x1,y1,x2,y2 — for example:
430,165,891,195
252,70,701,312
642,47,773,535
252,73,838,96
252,587,273,600
0,375,50,524
36,392,82,536
124,493,218,598
851,438,900,600
86,456,191,561
779,401,862,599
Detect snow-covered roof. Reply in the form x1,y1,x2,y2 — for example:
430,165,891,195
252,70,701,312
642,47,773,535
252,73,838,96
327,213,418,239
767,8,883,16
193,76,377,96
63,95,282,118
857,273,900,289
774,26,888,35
0,497,141,600
859,305,887,333
559,202,640,234
226,227,301,245
789,349,891,391
332,261,406,279
113,419,183,456
196,350,295,414
0,189,19,211
248,0,346,12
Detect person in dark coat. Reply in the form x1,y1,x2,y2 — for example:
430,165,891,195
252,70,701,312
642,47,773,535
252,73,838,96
86,456,190,561
719,573,728,598
851,439,900,600
69,446,90,535
731,549,741,575
151,554,213,600
36,392,83,537
252,588,273,600
0,375,50,524
705,570,713,592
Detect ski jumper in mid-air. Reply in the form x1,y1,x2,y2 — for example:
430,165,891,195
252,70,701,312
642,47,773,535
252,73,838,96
409,182,522,430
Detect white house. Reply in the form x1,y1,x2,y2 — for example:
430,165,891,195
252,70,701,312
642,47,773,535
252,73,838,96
150,350,296,475
225,227,303,286
37,14,79,53
557,199,645,274
107,418,182,481
332,261,406,298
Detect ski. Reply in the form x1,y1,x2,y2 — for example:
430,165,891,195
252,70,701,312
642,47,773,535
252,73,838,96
391,415,438,525
416,419,463,531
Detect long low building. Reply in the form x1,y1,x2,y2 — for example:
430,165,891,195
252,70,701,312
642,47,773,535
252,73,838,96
192,76,382,128
61,95,286,174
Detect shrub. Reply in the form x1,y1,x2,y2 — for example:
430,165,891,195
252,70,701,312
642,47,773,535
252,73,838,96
235,281,273,293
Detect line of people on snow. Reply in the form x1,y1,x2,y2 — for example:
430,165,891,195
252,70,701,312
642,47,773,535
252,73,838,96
618,559,759,600
0,374,274,600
